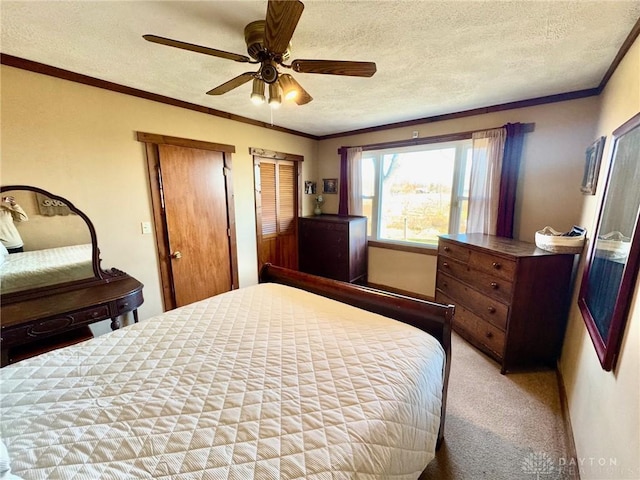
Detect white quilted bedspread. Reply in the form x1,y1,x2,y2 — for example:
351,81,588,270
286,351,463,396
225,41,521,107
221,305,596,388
0,244,93,294
0,283,445,479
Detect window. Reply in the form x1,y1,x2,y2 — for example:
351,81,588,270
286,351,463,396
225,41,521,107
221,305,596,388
362,139,472,246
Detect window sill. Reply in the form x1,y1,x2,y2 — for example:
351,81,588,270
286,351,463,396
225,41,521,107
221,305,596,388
367,240,438,256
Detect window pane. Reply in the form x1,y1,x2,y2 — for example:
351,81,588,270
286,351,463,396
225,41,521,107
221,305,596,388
379,148,456,245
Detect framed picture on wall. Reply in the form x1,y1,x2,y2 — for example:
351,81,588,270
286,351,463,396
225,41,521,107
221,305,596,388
323,178,338,194
580,136,606,195
304,181,316,194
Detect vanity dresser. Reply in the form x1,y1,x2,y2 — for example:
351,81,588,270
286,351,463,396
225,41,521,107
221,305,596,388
436,233,576,373
0,186,143,366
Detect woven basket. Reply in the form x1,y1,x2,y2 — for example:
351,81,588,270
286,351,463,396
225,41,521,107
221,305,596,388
535,226,585,254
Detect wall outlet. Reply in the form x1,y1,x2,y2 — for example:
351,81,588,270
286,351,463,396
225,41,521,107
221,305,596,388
141,221,152,234
412,131,419,139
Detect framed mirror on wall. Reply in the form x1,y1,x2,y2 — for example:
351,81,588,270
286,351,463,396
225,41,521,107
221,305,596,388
578,112,640,371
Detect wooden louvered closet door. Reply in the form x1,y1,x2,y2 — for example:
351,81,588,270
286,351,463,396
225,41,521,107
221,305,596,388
255,158,299,271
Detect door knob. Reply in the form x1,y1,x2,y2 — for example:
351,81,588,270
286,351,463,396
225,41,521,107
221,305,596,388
170,251,182,259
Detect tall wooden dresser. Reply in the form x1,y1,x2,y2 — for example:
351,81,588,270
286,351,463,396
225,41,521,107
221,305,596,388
298,215,367,283
435,233,576,373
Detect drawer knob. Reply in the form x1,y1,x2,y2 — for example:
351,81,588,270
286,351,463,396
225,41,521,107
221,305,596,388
442,281,448,287
490,282,499,289
486,331,494,339
120,302,129,310
442,262,449,268
487,306,496,313
492,262,501,269
443,246,450,252
91,311,100,318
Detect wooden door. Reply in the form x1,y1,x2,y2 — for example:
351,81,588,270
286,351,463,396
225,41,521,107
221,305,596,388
254,154,301,271
139,132,238,311
159,144,232,306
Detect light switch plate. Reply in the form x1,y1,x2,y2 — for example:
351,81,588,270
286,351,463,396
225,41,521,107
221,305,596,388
141,221,152,234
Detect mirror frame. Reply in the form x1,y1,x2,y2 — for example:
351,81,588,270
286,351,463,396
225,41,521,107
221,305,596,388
578,112,640,371
0,185,122,303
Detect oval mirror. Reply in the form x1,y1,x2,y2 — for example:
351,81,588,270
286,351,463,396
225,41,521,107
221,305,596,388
0,185,102,300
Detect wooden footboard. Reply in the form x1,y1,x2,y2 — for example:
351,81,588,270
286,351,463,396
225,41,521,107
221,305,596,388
259,264,454,448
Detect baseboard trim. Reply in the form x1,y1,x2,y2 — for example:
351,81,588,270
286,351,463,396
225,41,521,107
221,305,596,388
556,365,581,480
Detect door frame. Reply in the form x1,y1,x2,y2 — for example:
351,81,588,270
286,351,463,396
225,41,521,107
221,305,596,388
138,132,239,311
251,147,303,274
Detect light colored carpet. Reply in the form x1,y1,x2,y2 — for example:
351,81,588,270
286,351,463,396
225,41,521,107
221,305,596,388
420,333,576,480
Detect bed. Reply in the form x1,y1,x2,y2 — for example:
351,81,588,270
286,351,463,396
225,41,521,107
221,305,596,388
0,244,93,294
0,265,453,479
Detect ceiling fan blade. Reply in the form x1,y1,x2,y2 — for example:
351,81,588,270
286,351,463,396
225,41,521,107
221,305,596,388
206,72,255,95
265,0,304,55
143,34,251,63
291,59,377,77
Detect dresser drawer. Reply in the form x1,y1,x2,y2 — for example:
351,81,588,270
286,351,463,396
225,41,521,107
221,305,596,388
438,240,470,263
2,304,109,346
437,256,513,304
436,272,509,330
437,291,506,359
74,305,110,323
468,250,516,281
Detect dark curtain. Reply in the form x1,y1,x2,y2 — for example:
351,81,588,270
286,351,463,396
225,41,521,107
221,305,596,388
338,148,349,216
496,123,525,238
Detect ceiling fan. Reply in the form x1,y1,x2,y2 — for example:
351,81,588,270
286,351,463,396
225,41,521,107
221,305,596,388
143,0,376,107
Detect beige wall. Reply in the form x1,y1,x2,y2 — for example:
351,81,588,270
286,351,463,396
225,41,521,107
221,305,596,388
560,37,640,479
0,65,318,325
318,97,599,297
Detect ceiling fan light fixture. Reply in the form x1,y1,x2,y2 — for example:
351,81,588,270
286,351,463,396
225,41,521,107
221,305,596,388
250,78,265,105
268,81,282,109
279,74,299,101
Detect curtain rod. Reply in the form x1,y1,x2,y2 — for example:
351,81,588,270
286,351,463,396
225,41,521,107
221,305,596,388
337,122,535,154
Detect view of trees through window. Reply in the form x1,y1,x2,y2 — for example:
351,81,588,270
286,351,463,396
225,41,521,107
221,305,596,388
363,140,472,245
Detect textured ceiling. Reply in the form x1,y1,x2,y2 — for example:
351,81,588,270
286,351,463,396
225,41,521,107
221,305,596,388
2,1,639,137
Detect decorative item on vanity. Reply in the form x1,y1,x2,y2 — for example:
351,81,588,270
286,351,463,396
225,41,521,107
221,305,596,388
313,195,324,215
535,225,586,254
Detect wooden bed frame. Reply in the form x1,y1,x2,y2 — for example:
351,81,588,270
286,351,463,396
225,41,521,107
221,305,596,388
259,264,454,448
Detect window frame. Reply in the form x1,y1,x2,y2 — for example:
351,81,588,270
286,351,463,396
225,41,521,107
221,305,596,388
362,139,472,249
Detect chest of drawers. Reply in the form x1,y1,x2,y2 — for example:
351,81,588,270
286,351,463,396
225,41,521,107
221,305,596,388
436,234,575,373
298,215,367,283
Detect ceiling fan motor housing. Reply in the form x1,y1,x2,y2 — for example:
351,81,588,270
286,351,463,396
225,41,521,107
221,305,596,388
244,20,291,62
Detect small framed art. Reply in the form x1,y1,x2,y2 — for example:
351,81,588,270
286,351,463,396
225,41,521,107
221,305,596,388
580,136,606,195
304,181,316,194
322,178,338,194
